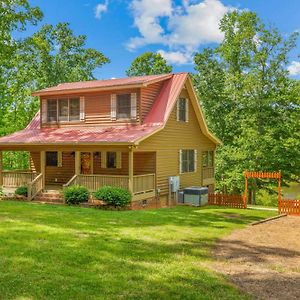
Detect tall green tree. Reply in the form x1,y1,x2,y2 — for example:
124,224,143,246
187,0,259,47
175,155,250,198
126,52,172,77
194,11,300,199
0,4,110,169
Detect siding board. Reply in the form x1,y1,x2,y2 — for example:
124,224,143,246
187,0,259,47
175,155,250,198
139,90,216,195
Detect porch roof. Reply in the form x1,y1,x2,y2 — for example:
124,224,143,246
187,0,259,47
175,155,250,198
0,112,162,145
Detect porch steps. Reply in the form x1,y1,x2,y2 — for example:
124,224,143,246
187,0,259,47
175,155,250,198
33,189,64,204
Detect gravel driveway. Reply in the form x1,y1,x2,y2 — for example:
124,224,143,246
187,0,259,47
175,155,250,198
213,216,300,300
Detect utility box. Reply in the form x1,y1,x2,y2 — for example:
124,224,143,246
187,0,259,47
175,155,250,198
169,176,180,192
183,186,208,206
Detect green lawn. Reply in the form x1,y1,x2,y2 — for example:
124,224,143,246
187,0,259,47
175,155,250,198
0,201,276,300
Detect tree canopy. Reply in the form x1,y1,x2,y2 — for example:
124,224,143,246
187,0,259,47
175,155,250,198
193,11,300,199
126,52,172,77
0,1,109,169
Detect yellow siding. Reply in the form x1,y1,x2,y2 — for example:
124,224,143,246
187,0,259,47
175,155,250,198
138,89,216,195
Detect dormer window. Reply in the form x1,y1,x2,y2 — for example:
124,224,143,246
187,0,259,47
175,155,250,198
117,94,131,119
111,93,137,121
46,98,80,122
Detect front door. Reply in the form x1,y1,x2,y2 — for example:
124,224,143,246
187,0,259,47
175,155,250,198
81,152,92,174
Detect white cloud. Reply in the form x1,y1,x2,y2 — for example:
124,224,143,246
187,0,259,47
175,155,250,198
95,1,108,19
158,49,192,65
288,61,300,76
127,0,237,64
127,0,172,50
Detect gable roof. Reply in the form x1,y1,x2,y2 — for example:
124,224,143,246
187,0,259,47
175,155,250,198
0,73,221,147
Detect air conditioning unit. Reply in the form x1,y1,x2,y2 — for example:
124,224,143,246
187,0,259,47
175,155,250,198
183,186,208,206
178,191,184,203
169,176,180,192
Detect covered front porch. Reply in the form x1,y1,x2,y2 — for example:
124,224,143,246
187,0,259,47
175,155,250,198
0,148,156,202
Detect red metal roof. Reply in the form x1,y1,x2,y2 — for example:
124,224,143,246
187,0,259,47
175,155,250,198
0,73,191,146
32,73,173,96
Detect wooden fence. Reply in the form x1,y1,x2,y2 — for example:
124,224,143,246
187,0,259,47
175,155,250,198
278,199,300,216
208,193,246,209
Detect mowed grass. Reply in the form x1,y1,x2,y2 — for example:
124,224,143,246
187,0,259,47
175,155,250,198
0,201,276,300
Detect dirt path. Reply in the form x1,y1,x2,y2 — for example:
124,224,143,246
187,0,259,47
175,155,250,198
213,216,300,300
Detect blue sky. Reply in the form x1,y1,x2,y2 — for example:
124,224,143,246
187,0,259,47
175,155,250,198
25,0,300,79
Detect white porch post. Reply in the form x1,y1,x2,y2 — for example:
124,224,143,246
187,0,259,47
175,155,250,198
40,151,46,189
128,147,133,194
75,151,81,175
0,151,3,187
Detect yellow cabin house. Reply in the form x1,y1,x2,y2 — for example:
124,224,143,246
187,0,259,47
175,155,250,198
0,73,220,208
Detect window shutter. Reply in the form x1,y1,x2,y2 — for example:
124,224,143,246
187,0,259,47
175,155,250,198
185,99,189,122
116,152,122,169
111,94,117,120
194,149,197,172
80,97,85,121
57,151,63,167
176,99,180,121
179,150,182,174
131,93,137,120
101,151,107,168
42,99,47,123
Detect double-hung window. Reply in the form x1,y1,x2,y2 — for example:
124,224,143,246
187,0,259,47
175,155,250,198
180,149,196,173
46,98,80,122
111,93,137,121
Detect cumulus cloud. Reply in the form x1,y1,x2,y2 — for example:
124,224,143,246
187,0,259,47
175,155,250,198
127,0,237,64
158,49,192,64
287,61,300,76
95,1,108,19
127,0,172,50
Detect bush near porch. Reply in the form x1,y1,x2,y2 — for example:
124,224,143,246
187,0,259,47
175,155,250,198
0,201,276,299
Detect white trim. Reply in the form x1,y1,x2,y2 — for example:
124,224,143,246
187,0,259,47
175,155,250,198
111,94,117,120
185,98,189,122
80,97,85,121
130,93,137,120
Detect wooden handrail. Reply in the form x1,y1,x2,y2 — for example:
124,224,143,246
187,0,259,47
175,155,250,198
27,173,43,201
63,174,78,188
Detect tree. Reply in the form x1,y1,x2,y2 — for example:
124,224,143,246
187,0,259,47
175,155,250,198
0,4,110,169
194,11,300,200
126,52,172,77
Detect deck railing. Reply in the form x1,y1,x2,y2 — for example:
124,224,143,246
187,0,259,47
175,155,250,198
27,173,43,201
2,170,36,187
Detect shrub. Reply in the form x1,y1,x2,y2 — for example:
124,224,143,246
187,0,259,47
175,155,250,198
63,185,89,204
15,186,28,197
94,186,132,207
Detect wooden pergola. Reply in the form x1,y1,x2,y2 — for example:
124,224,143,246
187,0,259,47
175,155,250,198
244,171,281,206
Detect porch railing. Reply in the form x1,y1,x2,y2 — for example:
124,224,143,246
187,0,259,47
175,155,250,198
133,174,155,194
64,173,156,200
2,170,36,187
27,173,43,201
64,174,129,192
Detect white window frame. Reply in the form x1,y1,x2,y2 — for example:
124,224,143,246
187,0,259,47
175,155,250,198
177,98,189,122
45,98,81,123
179,149,197,174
